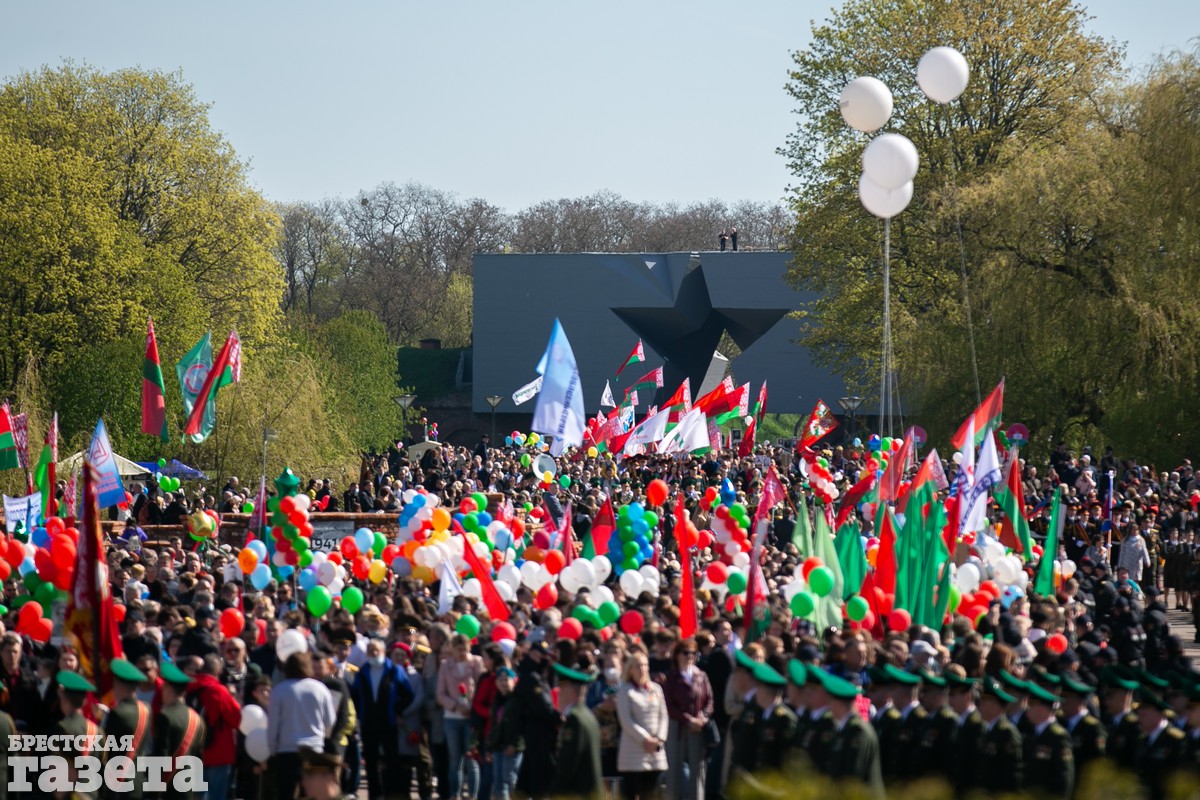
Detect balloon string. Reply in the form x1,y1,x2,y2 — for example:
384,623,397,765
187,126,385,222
942,105,982,406
879,217,892,438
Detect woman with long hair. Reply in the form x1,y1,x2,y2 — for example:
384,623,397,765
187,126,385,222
616,651,668,800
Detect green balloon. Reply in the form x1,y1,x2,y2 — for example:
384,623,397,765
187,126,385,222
523,502,533,512
34,581,57,609
583,609,604,629
520,454,531,467
948,584,962,613
598,600,621,625
341,586,364,614
306,586,332,617
456,614,481,639
572,605,593,622
791,591,815,617
618,527,636,543
464,512,479,531
373,531,387,557
299,550,313,568
559,476,571,489
846,595,870,622
266,497,280,513
241,502,255,514
22,572,41,592
730,503,747,520
0,604,8,616
808,566,835,597
157,458,167,469
642,511,659,528
472,493,488,512
726,571,748,594
621,557,639,571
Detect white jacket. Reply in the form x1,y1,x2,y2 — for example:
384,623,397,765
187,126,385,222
616,681,669,773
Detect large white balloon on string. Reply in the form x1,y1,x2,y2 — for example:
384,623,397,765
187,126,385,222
858,173,913,219
839,77,894,133
917,46,970,104
862,133,919,191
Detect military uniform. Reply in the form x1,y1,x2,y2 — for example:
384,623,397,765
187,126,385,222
547,664,603,800
979,716,1024,793
1064,713,1106,773
872,704,904,781
1105,711,1141,769
826,713,884,796
953,708,986,794
1138,723,1187,800
101,697,152,800
1023,721,1075,800
153,663,206,800
894,704,929,780
731,701,799,773
914,705,958,780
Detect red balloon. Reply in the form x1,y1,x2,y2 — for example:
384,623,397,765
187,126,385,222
341,538,359,559
33,550,56,582
964,605,988,627
45,517,65,537
5,538,21,568
543,550,566,576
279,496,297,514
698,530,714,549
382,544,400,563
859,610,876,630
887,609,911,632
491,621,516,643
18,601,43,625
288,511,307,528
220,608,245,638
977,581,1000,600
26,618,51,644
112,604,127,623
530,507,545,520
532,532,551,550
51,540,75,571
683,527,699,550
1045,633,1069,655
534,582,558,610
51,567,73,592
706,563,729,584
326,552,343,566
802,557,824,580
255,618,268,645
646,479,669,507
619,610,644,635
460,498,478,514
352,555,370,580
558,618,583,641
0,559,11,582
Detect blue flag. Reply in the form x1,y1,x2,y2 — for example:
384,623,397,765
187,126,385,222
87,419,127,508
531,319,586,456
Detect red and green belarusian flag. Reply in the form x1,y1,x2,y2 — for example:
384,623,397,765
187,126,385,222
1034,485,1065,596
753,381,768,425
183,330,242,440
623,366,662,399
33,413,58,518
714,383,750,425
141,317,169,443
0,404,20,471
615,340,645,376
662,378,691,425
799,399,839,448
996,445,1034,561
951,379,1004,449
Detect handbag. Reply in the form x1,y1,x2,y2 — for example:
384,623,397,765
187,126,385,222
701,718,721,751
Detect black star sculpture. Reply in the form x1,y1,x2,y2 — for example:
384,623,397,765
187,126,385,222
611,265,790,402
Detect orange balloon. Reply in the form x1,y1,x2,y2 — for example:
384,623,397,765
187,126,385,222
866,546,878,568
401,540,420,560
432,507,452,532
238,548,258,575
523,546,546,564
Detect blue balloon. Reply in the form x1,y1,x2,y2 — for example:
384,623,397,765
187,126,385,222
18,557,35,576
247,540,268,561
31,528,48,548
505,436,513,446
868,435,881,452
354,528,374,554
720,478,737,506
298,568,318,591
632,520,649,538
409,494,426,508
476,511,493,527
853,438,863,448
391,557,412,578
628,503,645,519
250,564,271,590
276,565,294,579
493,528,513,551
453,512,465,523
1000,585,1025,609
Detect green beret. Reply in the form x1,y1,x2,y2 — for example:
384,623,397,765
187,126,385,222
1025,681,1062,706
735,649,759,671
998,670,1029,694
1059,674,1095,697
980,678,1015,705
1099,667,1138,692
553,663,596,685
111,658,148,685
1136,687,1171,712
1027,665,1061,687
818,670,862,700
883,663,920,686
787,659,808,687
917,668,947,688
1138,670,1170,691
867,665,893,686
944,672,978,690
57,670,96,694
159,662,194,686
753,662,787,688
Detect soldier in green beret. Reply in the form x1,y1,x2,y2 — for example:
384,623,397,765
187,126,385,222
101,659,152,800
1100,666,1141,770
887,664,926,781
52,671,101,800
1182,681,1200,770
867,665,903,783
730,662,797,778
913,668,958,782
1134,687,1187,800
1059,673,1106,778
999,669,1035,738
298,746,355,800
798,666,836,769
1022,682,1074,800
813,668,883,798
548,663,604,800
153,661,206,800
944,665,982,796
976,679,1023,794
781,660,818,774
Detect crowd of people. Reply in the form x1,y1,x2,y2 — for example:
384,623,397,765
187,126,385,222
6,434,1200,800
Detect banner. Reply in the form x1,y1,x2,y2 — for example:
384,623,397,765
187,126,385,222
12,413,27,468
176,332,214,444
512,376,542,406
87,419,127,508
531,319,586,455
3,492,41,533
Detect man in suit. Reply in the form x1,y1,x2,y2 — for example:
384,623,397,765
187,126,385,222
814,667,883,797
251,618,283,677
1022,682,1074,800
976,678,1023,794
548,663,603,800
102,659,152,800
352,638,408,800
1135,688,1187,800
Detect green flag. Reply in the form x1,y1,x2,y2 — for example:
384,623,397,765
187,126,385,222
792,493,815,556
894,482,933,614
833,518,867,600
813,506,845,632
176,333,214,444
1035,485,1065,597
921,500,951,628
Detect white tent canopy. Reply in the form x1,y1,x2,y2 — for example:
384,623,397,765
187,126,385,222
58,450,150,477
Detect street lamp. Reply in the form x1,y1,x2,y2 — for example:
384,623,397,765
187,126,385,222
837,395,864,442
485,395,503,443
393,394,416,442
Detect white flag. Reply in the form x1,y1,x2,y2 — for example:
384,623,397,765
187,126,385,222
512,376,543,406
625,408,670,452
600,381,616,409
437,559,463,614
531,319,586,455
660,409,710,454
964,427,1002,534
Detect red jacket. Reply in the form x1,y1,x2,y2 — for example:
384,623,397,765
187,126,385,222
472,672,499,738
186,673,242,765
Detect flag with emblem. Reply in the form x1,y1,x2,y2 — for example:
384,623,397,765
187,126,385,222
615,340,645,376
624,366,663,400
799,400,838,448
183,330,242,441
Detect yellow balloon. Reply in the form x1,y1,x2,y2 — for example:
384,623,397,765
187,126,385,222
431,529,451,543
412,565,435,584
587,446,598,458
368,559,387,584
543,470,553,483
528,432,540,444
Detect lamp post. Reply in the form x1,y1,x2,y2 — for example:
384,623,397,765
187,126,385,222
485,395,502,444
393,394,416,443
837,395,864,442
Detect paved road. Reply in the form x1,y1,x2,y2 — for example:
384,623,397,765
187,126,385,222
1169,606,1200,663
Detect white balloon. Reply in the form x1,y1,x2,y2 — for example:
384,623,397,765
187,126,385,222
498,563,522,591
917,46,970,104
573,559,597,587
1061,559,1077,579
839,76,894,133
495,580,516,602
619,570,644,597
724,542,741,557
245,727,271,763
956,562,981,593
462,578,483,599
732,552,750,570
595,585,615,605
239,704,268,735
328,578,344,595
275,629,308,663
317,562,338,586
638,565,661,587
952,452,964,465
272,551,288,567
1014,570,1029,589
520,561,542,588
863,133,920,191
592,555,612,583
402,489,417,504
292,494,311,512
559,570,582,594
993,557,1018,585
858,173,913,219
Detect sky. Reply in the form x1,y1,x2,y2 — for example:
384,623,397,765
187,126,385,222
2,1,1196,212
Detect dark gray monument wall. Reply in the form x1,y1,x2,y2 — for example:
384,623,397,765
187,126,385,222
472,252,845,416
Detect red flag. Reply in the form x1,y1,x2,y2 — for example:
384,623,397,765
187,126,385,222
754,466,786,527
66,459,125,698
799,400,838,448
590,497,615,556
662,379,692,423
615,340,645,376
692,378,735,416
879,429,913,503
454,522,509,621
141,317,169,442
951,380,1004,449
561,501,576,566
673,497,697,639
835,469,878,528
874,505,899,596
737,416,756,457
183,330,242,437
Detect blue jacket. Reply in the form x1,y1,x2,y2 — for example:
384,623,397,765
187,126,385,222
351,660,412,732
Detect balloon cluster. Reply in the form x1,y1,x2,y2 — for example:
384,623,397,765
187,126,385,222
265,468,312,570
608,501,657,575
18,517,76,627
709,479,751,564
779,556,840,616
806,459,840,504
